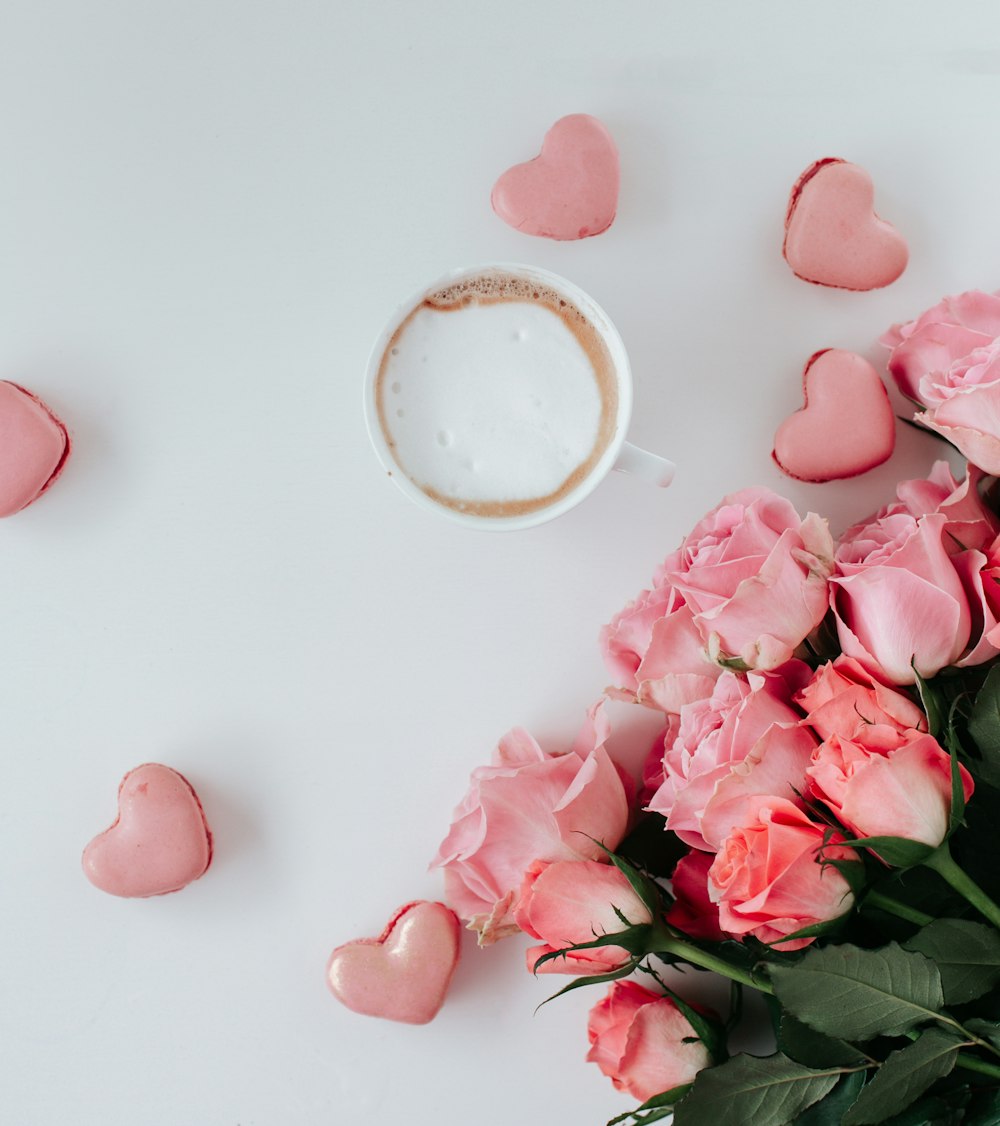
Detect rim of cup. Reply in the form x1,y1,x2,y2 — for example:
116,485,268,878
362,262,634,531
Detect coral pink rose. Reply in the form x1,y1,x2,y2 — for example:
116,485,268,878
514,859,653,975
663,488,834,671
807,727,974,848
665,850,725,942
431,702,631,944
831,509,974,684
587,981,712,1102
708,796,856,950
882,290,1000,474
795,657,926,742
646,666,817,851
601,555,722,714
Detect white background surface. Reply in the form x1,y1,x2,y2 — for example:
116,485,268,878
1,2,998,1123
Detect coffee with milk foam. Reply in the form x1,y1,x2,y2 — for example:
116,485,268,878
375,271,619,518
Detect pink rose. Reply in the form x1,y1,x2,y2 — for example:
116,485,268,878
895,461,1000,554
431,702,631,944
834,466,1000,677
514,859,653,975
882,290,1000,473
601,556,722,714
665,850,726,942
807,727,974,848
831,509,974,684
646,666,817,851
586,981,712,1102
795,657,926,742
708,796,856,951
663,488,834,671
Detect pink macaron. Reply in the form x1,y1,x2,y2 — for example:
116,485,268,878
82,763,213,898
0,381,71,516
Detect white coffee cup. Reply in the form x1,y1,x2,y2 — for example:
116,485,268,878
363,263,674,531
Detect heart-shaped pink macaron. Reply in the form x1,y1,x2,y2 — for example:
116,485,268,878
491,114,619,240
783,158,908,290
82,763,213,897
773,349,895,482
0,380,71,517
327,901,461,1024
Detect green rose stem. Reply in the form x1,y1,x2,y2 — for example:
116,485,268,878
651,928,774,994
863,891,934,927
922,843,1000,930
652,926,1000,1079
955,1053,1000,1081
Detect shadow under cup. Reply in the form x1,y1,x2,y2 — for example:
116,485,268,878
363,264,635,531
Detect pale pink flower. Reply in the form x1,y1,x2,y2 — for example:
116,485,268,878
663,488,834,671
883,290,1000,473
431,702,630,944
646,666,817,851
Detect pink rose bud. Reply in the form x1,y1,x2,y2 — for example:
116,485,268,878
664,488,834,671
431,701,630,945
665,850,726,942
586,980,712,1103
708,796,856,951
795,656,927,742
882,290,1000,475
807,727,974,849
514,859,653,975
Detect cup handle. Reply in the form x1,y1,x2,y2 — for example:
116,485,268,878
613,441,675,488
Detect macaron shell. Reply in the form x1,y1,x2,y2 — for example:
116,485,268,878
82,763,213,898
783,158,908,291
491,113,619,240
772,348,895,482
327,900,461,1024
0,381,71,517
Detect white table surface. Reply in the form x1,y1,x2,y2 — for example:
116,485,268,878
2,2,997,1123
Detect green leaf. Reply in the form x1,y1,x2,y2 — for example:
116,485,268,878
965,1085,1000,1125
904,918,1000,1004
841,1029,962,1125
606,1085,692,1126
840,835,936,869
914,668,947,740
768,942,945,1041
777,1013,865,1069
672,1053,843,1126
532,927,650,972
963,1017,1000,1051
534,955,643,1010
881,1093,966,1126
969,665,1000,759
946,703,968,836
791,1071,866,1124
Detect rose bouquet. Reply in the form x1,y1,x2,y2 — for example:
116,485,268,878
432,293,1000,1126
